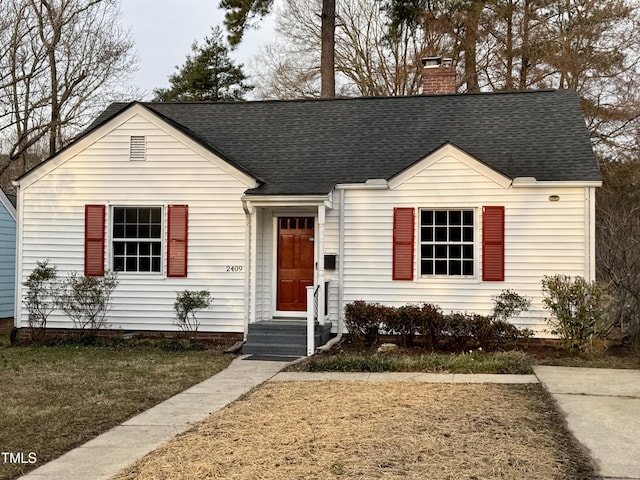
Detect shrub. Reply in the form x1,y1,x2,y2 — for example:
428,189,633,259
386,304,416,346
344,300,530,351
376,303,444,348
491,289,531,322
23,260,59,339
412,304,444,349
344,300,389,346
173,290,213,333
440,312,531,352
541,274,611,351
440,312,485,351
56,271,119,333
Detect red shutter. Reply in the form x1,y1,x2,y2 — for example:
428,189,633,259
392,207,415,281
84,205,105,276
167,205,188,278
482,206,505,281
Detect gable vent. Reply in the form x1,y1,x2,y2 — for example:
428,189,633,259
129,135,146,160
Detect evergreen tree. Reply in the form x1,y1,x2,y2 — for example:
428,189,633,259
153,26,253,102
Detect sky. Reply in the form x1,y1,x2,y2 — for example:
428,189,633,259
119,0,276,99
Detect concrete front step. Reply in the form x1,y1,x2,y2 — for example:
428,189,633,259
242,320,333,356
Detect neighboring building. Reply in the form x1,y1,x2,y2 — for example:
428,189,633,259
0,188,16,320
12,62,600,353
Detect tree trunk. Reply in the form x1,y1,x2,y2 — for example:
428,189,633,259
462,0,482,93
320,0,335,98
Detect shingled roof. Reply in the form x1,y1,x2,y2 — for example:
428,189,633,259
86,89,600,195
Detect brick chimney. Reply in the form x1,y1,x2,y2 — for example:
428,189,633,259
421,57,457,95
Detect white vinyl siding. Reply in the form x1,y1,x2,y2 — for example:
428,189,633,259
341,152,589,334
17,113,251,333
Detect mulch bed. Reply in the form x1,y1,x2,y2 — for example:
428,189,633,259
113,381,597,480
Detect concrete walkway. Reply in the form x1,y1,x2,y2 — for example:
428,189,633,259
534,366,640,480
271,371,539,383
19,355,291,480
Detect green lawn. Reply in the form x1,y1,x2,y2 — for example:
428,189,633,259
288,350,533,373
0,336,234,480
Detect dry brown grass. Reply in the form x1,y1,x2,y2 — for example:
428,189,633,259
113,381,596,480
0,340,232,480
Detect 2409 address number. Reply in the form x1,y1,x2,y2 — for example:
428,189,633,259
226,265,243,272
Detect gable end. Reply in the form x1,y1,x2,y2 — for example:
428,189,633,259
388,143,513,190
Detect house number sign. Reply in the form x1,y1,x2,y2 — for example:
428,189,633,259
225,265,243,272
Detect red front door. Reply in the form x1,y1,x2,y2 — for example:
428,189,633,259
277,217,314,311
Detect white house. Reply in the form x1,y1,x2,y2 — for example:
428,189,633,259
13,69,600,354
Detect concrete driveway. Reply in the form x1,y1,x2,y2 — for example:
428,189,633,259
534,366,640,480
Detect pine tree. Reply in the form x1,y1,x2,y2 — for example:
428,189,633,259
153,26,253,102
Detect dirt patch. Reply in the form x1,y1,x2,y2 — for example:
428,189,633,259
113,382,596,480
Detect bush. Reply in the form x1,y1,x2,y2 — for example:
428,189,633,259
388,303,444,349
344,300,530,351
440,312,490,351
23,260,59,339
541,274,611,351
344,300,390,346
386,304,417,346
56,271,119,333
491,289,531,322
414,303,444,350
173,290,213,333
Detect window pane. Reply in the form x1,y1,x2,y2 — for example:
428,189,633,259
114,257,124,271
113,225,125,238
139,242,150,256
435,245,447,259
450,245,461,258
125,225,137,238
463,210,474,225
126,257,137,271
126,242,137,255
113,242,125,255
151,225,161,238
421,244,433,259
463,261,474,276
449,260,462,275
435,260,447,275
463,227,474,242
421,210,433,226
435,227,447,242
139,257,151,272
449,211,461,225
152,257,161,272
435,211,447,225
152,242,161,255
463,245,474,259
139,208,150,223
126,208,137,223
151,208,161,223
421,260,433,275
422,227,433,242
450,227,461,242
139,225,150,238
113,208,125,223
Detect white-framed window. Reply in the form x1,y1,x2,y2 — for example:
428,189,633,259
420,209,475,277
112,206,162,273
